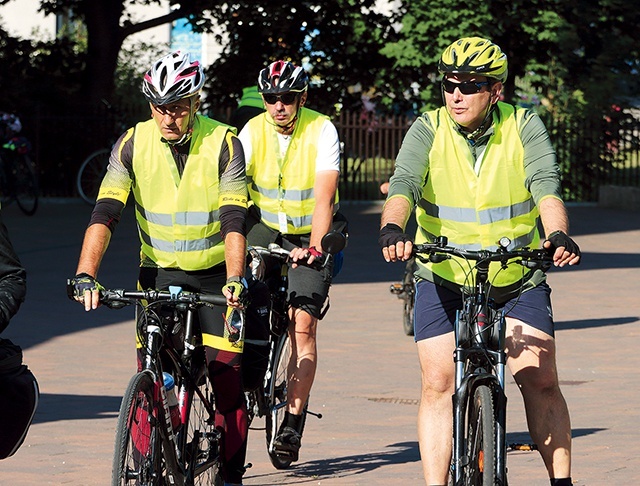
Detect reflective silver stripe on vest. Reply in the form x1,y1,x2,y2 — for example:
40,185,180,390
139,227,223,252
420,226,537,252
248,177,315,201
259,207,313,229
175,210,219,226
136,202,174,226
136,202,219,226
419,197,535,225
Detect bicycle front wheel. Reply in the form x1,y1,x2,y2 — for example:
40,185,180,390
77,148,110,205
265,333,307,470
402,259,415,336
112,372,166,486
12,154,38,216
465,385,496,486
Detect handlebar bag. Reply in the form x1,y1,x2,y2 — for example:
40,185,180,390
0,338,39,459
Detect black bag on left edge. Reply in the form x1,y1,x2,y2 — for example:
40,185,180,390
0,338,39,459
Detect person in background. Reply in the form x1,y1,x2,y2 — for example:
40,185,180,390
67,51,249,486
379,37,580,485
229,85,265,132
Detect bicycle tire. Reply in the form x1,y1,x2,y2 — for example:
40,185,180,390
265,333,307,469
402,259,415,336
77,148,110,205
112,372,167,486
183,370,223,485
11,153,38,216
465,385,496,486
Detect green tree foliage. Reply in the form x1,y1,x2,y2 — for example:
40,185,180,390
201,1,395,116
381,0,640,116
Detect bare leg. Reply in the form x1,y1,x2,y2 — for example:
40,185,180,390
416,332,455,485
287,307,318,414
506,319,571,478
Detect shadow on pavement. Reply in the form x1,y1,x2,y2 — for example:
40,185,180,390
555,316,639,330
245,441,420,484
32,393,121,424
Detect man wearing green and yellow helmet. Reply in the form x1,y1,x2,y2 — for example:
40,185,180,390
379,37,579,485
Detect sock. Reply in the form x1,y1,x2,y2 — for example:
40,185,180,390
550,478,572,486
284,411,303,431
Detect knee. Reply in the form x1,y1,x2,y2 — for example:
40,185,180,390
514,366,560,396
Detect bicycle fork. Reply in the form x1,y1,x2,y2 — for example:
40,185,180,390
452,349,508,486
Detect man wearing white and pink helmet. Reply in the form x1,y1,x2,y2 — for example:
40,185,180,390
69,51,249,486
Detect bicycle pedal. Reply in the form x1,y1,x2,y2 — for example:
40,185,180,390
509,442,537,451
389,283,404,295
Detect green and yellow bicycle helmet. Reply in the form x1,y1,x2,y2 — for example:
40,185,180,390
438,37,508,84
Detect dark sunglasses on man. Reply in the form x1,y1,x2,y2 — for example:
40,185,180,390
262,92,299,105
442,78,490,95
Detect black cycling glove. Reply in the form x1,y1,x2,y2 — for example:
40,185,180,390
67,273,104,300
545,231,581,261
378,223,413,249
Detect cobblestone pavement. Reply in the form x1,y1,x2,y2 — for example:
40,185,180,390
0,199,638,485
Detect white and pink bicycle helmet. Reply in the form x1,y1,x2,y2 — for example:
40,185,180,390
141,51,205,105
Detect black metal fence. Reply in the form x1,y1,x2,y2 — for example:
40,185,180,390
18,105,640,202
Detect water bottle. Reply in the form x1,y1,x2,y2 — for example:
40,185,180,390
163,372,181,430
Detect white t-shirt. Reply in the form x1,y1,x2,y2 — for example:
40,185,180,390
238,117,341,173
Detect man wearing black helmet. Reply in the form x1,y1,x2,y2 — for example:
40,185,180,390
238,60,345,463
68,51,249,486
379,38,580,485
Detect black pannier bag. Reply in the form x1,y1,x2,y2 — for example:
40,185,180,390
0,338,39,459
242,279,271,392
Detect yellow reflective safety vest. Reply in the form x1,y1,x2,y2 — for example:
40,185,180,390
245,107,337,235
416,103,540,288
132,116,230,270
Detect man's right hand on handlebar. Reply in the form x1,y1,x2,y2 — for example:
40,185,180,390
379,223,413,262
68,273,104,311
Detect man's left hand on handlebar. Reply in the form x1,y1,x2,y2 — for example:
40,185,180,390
379,223,413,262
290,246,323,268
543,230,581,267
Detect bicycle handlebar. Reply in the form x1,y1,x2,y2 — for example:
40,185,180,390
412,236,553,271
99,288,228,309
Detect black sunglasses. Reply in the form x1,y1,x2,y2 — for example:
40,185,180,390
263,92,299,105
442,78,490,95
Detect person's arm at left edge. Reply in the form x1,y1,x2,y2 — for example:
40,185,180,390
218,131,248,307
0,212,26,333
290,119,339,265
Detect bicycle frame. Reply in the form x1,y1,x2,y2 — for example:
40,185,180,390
451,258,508,486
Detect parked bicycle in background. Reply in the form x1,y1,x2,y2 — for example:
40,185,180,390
0,112,38,215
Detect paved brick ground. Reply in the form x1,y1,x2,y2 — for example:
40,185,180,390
0,199,638,485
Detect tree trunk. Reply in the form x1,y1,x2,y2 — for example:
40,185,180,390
81,0,126,107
